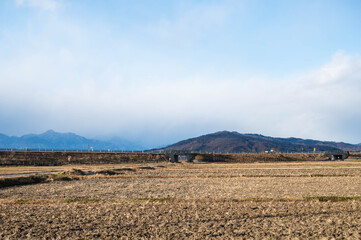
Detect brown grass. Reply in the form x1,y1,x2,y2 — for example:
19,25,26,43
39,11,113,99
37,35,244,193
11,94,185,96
1,199,361,239
0,175,47,187
1,161,361,239
0,173,78,188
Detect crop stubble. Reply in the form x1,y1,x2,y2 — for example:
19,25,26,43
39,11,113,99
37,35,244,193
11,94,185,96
0,161,361,239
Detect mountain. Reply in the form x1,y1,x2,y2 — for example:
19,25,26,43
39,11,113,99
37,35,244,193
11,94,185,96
271,136,361,152
2,130,359,152
0,130,146,151
161,131,361,152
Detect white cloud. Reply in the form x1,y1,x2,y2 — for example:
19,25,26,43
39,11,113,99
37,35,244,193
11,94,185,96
2,1,361,146
1,45,361,145
15,0,59,11
315,51,361,85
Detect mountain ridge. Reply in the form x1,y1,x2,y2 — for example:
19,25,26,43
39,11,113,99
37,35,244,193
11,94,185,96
0,130,145,151
161,131,361,152
1,130,360,152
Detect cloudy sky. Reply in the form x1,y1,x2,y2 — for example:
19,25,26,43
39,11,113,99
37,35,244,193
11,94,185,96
1,0,361,147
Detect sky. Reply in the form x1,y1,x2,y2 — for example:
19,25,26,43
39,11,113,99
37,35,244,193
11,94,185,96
1,0,361,147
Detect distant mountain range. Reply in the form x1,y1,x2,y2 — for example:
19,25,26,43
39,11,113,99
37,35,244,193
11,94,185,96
0,130,145,151
1,130,360,152
161,131,361,152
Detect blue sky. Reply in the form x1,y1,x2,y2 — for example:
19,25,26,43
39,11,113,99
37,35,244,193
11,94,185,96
1,0,361,146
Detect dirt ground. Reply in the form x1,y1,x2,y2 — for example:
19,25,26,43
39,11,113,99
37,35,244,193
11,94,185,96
1,200,360,239
2,175,361,199
1,161,361,239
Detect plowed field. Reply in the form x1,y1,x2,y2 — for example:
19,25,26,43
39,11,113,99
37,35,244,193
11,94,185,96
1,161,361,239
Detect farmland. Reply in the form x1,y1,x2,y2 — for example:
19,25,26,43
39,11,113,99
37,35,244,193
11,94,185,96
1,161,361,239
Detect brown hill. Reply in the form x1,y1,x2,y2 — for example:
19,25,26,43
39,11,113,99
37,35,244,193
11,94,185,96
161,131,360,153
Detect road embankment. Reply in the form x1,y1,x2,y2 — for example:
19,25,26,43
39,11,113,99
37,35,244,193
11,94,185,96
0,151,340,166
0,151,167,166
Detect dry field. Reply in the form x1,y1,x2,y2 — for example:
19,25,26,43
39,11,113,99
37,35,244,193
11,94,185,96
1,161,361,239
